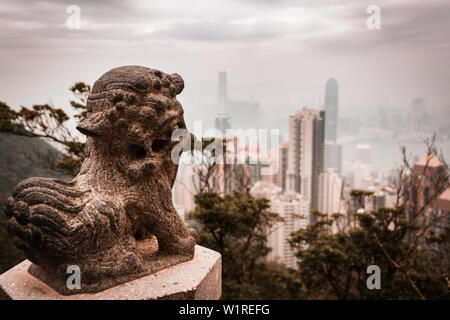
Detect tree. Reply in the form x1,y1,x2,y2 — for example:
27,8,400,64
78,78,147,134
0,82,90,176
289,140,450,300
189,191,290,299
0,83,90,272
190,136,254,195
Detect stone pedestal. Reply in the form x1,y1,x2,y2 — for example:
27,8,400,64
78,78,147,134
0,245,221,300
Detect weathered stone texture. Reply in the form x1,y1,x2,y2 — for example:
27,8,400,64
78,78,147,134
4,66,200,294
0,246,221,300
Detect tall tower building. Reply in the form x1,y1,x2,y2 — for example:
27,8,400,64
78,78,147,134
324,78,338,141
260,143,288,191
215,111,231,135
215,71,231,133
318,170,343,216
277,142,289,191
287,109,325,214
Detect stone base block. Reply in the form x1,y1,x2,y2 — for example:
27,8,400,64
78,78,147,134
0,245,221,300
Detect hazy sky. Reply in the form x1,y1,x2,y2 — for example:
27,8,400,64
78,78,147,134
1,0,449,130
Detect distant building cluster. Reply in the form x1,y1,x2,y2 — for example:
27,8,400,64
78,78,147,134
171,73,450,269
214,71,260,133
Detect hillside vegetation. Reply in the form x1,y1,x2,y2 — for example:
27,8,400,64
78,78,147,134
0,132,69,272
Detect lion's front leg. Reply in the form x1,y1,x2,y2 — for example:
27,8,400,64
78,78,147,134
150,208,196,256
122,191,195,257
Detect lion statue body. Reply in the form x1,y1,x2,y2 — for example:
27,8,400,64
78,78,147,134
5,66,196,294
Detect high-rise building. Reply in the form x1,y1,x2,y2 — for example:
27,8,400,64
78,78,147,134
318,169,343,216
405,153,448,244
215,72,232,134
287,109,325,214
215,111,231,135
268,192,310,268
324,141,342,176
172,154,197,215
324,78,338,141
251,181,309,268
264,142,289,191
214,135,265,195
318,169,346,234
277,142,289,191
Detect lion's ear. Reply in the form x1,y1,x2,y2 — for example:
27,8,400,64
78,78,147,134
76,113,108,137
170,73,184,95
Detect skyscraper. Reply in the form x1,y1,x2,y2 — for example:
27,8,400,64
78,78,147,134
318,169,343,217
215,71,231,133
324,78,338,141
260,143,288,190
215,111,231,135
287,109,325,213
250,181,309,268
276,142,289,191
268,192,310,268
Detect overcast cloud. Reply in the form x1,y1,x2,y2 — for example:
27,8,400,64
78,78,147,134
0,0,449,131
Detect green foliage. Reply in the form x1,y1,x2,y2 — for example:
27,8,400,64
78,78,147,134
0,101,20,132
190,188,449,300
350,189,375,198
290,206,450,299
0,82,90,176
0,83,87,271
251,262,305,300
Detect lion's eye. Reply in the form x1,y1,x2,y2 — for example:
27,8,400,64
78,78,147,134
151,103,164,113
141,107,155,119
151,139,169,153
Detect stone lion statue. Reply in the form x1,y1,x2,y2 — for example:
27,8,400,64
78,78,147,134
5,66,196,294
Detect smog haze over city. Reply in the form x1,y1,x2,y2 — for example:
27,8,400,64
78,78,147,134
1,0,450,169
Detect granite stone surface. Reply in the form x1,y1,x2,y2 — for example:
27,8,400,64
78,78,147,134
4,66,199,294
0,245,221,300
